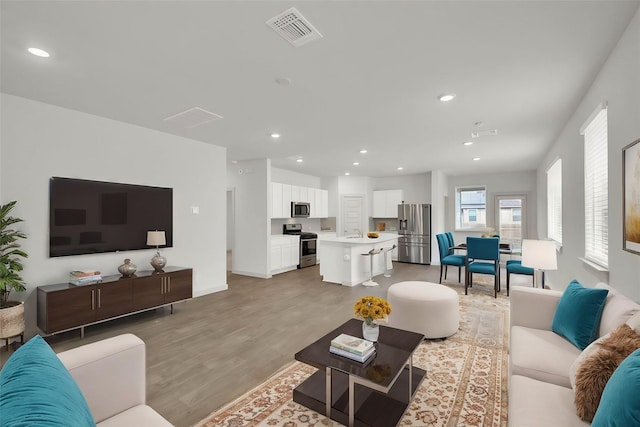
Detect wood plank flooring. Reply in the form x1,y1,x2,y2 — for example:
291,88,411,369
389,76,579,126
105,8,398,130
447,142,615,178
1,262,512,426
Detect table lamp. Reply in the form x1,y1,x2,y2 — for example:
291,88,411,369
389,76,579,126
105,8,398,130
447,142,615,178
147,230,166,272
521,239,558,288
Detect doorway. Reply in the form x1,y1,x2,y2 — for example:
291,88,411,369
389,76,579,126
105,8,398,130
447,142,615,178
495,194,527,250
340,195,365,237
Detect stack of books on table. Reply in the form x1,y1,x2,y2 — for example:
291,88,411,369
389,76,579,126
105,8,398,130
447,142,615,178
69,270,102,285
329,333,375,363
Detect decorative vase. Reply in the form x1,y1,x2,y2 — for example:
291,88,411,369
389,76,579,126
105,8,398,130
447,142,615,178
118,258,137,277
0,301,25,343
150,251,166,273
362,321,379,342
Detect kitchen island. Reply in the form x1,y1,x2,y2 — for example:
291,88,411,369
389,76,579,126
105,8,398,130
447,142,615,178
319,233,399,286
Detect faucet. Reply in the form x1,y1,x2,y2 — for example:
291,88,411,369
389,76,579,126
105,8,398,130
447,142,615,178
354,228,363,238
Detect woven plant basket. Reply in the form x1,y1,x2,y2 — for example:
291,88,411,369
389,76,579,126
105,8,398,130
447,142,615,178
0,301,25,339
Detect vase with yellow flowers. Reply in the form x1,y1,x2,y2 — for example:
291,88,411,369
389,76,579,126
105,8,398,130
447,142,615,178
354,296,392,342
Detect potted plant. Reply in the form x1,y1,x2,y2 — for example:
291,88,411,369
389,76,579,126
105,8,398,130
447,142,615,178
0,201,28,349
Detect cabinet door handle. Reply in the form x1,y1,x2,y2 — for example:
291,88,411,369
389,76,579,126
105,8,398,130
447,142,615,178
98,289,101,308
167,277,171,293
160,278,164,294
91,290,95,310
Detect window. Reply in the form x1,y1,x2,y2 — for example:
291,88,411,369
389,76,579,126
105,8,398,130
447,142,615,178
581,105,608,268
547,159,562,244
455,186,486,230
495,195,527,249
512,208,521,223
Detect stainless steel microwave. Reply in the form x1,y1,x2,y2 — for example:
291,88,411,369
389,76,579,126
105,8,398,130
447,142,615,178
291,202,310,218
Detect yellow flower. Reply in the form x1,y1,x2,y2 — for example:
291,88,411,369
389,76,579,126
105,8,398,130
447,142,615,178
354,296,392,321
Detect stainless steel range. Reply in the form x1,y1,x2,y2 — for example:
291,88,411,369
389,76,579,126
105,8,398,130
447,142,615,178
283,224,317,268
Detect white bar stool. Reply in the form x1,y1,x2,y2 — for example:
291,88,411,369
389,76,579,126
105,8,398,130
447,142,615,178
382,244,396,277
360,248,382,287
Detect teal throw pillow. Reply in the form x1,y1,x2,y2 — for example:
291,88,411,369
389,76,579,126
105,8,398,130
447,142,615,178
0,335,96,426
551,280,609,350
592,348,640,426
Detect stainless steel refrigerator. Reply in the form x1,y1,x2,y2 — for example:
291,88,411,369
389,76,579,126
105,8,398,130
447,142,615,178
397,203,431,264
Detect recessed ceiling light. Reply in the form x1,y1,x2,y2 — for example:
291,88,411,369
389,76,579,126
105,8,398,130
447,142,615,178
397,167,404,171
359,149,367,154
28,47,50,58
439,93,456,102
463,141,473,146
345,172,350,176
473,157,481,161
270,133,281,139
353,162,359,166
230,160,238,164
275,77,291,86
296,158,303,163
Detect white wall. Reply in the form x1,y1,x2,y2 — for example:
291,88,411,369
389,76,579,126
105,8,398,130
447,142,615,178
373,173,432,205
226,159,271,278
0,94,228,335
271,167,323,188
536,9,640,297
446,171,537,244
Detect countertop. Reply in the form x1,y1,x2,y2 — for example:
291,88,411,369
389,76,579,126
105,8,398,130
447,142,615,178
319,232,399,245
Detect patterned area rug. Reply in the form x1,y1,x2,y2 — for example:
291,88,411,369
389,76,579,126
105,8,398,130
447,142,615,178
195,287,509,427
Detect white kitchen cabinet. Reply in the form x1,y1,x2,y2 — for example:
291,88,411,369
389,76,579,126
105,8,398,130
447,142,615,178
282,184,292,217
270,235,300,274
372,190,404,218
291,185,301,203
271,182,283,219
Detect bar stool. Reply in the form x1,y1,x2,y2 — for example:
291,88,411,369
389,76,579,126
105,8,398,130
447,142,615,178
361,248,382,287
383,244,396,277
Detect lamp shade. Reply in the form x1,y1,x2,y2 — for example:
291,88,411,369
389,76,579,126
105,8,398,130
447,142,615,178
146,231,166,246
521,239,558,270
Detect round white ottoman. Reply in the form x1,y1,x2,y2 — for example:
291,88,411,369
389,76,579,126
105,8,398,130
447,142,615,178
387,281,460,339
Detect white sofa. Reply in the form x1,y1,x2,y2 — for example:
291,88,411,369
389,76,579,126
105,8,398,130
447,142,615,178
57,333,173,426
508,284,640,426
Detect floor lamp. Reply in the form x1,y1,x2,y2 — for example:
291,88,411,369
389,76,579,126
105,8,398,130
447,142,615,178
521,239,558,289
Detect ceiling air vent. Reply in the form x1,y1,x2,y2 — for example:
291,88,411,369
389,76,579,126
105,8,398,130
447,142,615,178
266,7,323,47
471,129,498,138
164,107,222,129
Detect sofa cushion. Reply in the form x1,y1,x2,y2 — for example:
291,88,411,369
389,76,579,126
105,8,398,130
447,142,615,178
595,283,640,337
574,324,640,422
96,405,173,427
509,375,590,427
511,326,581,388
552,280,609,350
591,348,640,426
0,335,95,426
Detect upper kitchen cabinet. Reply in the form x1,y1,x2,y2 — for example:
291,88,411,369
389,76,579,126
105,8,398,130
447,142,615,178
271,183,328,219
271,182,293,218
372,190,404,218
311,188,329,218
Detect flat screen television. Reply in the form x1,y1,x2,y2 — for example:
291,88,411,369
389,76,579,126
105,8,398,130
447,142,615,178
49,177,173,257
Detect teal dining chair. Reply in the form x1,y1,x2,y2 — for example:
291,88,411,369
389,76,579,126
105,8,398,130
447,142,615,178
436,233,466,283
445,231,455,249
506,260,533,296
465,237,500,298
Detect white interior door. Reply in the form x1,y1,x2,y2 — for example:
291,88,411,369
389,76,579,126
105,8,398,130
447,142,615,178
495,194,527,249
341,195,364,237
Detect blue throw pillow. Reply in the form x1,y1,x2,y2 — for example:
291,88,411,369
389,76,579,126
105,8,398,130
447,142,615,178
0,335,95,426
551,280,609,350
592,348,640,426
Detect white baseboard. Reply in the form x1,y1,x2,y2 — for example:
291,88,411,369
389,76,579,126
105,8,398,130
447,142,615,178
193,283,228,297
231,270,271,279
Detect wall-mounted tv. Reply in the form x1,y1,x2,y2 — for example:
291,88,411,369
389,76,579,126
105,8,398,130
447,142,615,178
49,177,173,257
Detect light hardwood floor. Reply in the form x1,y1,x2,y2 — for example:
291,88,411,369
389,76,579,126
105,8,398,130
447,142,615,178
1,262,516,426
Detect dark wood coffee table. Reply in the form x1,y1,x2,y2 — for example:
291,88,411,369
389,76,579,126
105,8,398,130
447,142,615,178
293,318,426,427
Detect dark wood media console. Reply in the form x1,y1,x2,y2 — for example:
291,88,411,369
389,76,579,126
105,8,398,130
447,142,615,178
37,267,192,337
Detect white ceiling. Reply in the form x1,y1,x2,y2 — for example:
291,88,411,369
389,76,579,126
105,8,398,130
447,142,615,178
2,1,638,178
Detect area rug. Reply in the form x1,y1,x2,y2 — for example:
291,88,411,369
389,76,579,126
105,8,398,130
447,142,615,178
195,287,509,427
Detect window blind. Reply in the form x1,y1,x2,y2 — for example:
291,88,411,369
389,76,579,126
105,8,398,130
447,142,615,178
547,159,562,244
582,107,608,268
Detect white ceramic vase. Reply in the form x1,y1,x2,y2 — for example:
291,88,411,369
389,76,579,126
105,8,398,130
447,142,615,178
362,321,379,342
